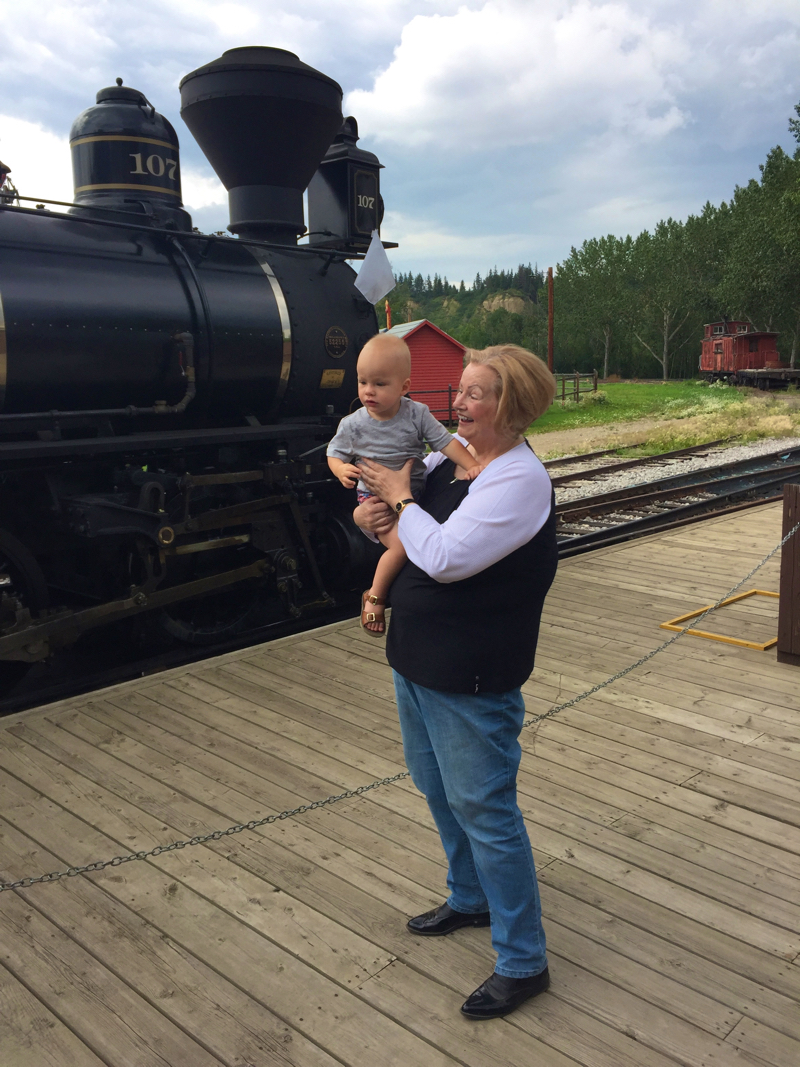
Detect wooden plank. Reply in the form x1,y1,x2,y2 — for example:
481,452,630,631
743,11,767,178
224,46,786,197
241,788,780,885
0,890,224,1067
539,861,800,1001
725,1015,800,1067
524,731,800,858
0,762,673,1067
0,779,464,1067
73,690,800,941
0,960,107,1067
540,878,800,1041
0,819,345,1067
519,745,800,882
544,704,800,797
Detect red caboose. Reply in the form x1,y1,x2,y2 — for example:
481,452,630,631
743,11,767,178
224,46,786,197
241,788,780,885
385,319,465,422
700,320,781,382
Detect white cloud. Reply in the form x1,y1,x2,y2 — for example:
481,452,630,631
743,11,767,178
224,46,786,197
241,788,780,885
346,1,690,150
0,115,73,203
180,166,226,210
383,208,537,278
0,1,799,279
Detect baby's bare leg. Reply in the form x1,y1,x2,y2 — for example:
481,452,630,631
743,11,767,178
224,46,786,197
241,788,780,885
363,523,407,633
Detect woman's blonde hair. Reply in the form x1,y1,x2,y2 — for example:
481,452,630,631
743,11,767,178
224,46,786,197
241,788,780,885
465,344,556,435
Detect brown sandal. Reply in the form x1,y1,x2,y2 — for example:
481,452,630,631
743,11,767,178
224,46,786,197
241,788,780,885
361,590,387,637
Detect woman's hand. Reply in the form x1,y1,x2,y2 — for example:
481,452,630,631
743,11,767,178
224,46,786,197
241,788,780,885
358,457,414,506
353,495,395,536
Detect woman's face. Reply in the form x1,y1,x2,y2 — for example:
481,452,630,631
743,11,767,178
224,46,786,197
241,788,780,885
453,363,501,443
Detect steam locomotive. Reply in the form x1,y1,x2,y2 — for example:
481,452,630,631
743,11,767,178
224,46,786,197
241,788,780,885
0,47,390,689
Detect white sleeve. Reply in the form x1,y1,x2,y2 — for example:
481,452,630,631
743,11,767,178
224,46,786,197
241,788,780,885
397,450,552,582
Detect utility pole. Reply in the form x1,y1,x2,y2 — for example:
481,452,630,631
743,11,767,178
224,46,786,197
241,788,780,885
547,267,554,373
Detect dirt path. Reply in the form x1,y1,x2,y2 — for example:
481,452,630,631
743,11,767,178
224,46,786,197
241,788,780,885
526,416,665,458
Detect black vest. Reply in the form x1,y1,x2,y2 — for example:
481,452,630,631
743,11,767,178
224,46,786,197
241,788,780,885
386,457,558,694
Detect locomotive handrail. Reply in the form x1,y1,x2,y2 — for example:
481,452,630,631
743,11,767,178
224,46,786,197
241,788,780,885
0,200,371,260
0,331,196,422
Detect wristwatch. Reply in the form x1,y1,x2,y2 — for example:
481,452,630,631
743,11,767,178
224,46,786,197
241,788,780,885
395,498,416,515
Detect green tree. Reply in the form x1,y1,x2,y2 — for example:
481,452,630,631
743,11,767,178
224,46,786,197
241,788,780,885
556,235,632,378
717,123,800,365
627,220,700,380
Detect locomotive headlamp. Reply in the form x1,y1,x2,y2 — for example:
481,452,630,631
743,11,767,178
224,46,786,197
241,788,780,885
307,117,396,255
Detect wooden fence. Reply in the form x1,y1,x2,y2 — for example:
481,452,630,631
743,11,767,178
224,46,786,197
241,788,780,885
554,371,599,406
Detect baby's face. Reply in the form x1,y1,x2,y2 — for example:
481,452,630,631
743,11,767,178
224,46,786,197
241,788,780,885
357,346,411,419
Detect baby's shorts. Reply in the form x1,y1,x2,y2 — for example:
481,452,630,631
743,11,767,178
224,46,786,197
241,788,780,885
356,490,374,505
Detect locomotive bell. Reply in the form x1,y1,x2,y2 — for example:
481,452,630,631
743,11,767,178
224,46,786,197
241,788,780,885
70,79,192,231
179,47,343,242
307,117,385,253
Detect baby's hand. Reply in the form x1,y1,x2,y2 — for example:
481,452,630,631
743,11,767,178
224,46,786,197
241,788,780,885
464,463,484,481
337,463,362,488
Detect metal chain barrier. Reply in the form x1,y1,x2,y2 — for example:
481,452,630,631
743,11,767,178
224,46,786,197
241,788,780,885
2,518,797,895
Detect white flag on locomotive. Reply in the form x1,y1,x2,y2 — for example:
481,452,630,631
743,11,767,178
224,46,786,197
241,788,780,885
354,230,396,305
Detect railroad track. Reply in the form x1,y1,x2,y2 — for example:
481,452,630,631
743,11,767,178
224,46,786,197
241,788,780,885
556,444,800,556
541,439,731,486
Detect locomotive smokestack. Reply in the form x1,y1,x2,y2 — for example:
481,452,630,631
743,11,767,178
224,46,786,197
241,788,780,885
179,47,343,243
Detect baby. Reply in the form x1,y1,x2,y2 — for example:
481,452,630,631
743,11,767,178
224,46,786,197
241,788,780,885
327,333,480,635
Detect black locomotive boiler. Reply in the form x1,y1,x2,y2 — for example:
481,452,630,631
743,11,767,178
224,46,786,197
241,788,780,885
0,46,391,690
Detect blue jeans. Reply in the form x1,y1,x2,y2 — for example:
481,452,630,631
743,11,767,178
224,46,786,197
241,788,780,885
393,671,547,978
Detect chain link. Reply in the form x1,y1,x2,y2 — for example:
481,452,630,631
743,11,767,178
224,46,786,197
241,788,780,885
2,518,797,894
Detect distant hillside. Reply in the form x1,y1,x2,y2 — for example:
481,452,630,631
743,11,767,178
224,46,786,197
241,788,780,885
379,264,548,354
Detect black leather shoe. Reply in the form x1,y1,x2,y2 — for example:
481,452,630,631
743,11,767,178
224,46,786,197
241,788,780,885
407,902,491,936
461,967,550,1019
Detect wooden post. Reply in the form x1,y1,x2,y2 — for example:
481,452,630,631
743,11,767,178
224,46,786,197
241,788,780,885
593,370,598,393
547,267,554,373
574,371,579,401
777,482,800,666
561,376,566,406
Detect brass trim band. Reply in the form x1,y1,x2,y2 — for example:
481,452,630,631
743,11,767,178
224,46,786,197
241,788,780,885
71,135,176,150
246,248,292,412
0,290,6,412
74,182,182,197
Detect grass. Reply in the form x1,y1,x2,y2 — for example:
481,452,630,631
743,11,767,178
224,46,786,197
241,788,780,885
527,382,800,457
528,382,743,434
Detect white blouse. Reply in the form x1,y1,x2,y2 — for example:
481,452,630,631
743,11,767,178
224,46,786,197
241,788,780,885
397,437,553,583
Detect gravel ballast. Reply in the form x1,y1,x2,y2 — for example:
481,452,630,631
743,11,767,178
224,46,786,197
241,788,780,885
550,437,800,505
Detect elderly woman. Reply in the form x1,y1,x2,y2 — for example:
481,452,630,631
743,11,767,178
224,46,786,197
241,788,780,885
356,343,558,1020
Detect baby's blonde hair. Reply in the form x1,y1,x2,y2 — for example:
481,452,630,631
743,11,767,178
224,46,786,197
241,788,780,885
466,345,556,435
358,333,412,378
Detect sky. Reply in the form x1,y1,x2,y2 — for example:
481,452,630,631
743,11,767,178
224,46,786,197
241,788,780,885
1,0,799,283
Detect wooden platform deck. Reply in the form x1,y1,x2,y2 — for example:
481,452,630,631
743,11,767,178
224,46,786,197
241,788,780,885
1,502,798,1067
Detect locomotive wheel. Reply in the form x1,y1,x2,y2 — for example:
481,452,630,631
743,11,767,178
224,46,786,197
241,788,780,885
156,546,265,646
0,530,50,693
158,585,264,645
